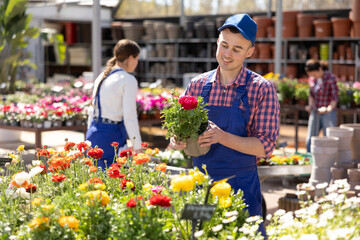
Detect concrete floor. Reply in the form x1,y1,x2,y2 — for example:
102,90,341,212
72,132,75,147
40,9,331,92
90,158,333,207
0,123,309,219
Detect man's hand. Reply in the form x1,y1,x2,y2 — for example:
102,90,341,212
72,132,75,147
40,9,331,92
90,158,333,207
168,137,187,150
198,121,226,147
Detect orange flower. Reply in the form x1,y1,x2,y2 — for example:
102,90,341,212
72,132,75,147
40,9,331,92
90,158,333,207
52,173,67,182
155,163,167,172
116,157,127,165
58,216,79,232
29,217,50,230
48,155,74,172
133,153,150,165
88,177,103,184
154,148,159,154
89,166,97,173
145,148,154,155
82,157,93,166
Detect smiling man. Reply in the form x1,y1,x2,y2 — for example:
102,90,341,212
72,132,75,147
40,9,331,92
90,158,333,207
171,14,280,238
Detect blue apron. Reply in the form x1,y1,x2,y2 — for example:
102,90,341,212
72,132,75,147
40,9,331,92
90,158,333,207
86,69,127,170
194,69,266,237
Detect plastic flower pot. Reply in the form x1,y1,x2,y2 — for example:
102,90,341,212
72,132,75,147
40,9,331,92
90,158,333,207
183,121,210,157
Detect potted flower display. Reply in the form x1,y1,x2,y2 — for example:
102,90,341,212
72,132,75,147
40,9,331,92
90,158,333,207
294,83,309,106
161,90,210,157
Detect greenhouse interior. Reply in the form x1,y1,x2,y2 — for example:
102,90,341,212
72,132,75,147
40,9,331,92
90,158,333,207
0,0,360,239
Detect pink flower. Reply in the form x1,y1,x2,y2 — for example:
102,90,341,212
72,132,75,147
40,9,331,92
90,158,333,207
151,185,165,194
353,82,360,90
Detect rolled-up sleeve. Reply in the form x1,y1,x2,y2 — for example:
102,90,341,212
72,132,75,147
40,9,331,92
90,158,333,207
329,75,338,102
252,81,280,159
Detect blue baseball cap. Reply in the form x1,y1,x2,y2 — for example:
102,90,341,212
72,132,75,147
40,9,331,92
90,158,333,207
218,14,257,46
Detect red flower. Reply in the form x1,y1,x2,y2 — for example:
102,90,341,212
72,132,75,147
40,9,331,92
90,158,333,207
110,163,122,168
25,184,37,193
64,142,76,151
108,167,126,179
88,147,104,159
121,179,135,191
37,149,51,157
52,173,67,182
178,95,198,110
141,143,148,148
74,152,83,158
88,177,103,184
126,198,137,207
120,149,133,158
149,194,172,207
39,164,47,175
77,142,90,152
111,142,119,148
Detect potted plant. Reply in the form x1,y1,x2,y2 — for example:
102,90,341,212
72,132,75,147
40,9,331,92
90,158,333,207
0,0,39,94
161,90,209,157
337,82,353,109
277,78,297,104
294,83,309,106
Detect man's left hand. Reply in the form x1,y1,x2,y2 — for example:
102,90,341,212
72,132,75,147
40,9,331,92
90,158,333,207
198,121,226,147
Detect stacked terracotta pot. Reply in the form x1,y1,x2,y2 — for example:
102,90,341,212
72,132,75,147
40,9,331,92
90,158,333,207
297,13,314,38
253,16,273,38
350,0,360,37
313,17,332,38
331,17,351,37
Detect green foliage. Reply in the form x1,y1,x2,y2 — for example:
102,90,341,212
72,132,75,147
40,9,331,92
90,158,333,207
337,82,353,107
294,83,309,101
353,90,360,106
161,90,209,142
277,79,297,102
0,0,39,93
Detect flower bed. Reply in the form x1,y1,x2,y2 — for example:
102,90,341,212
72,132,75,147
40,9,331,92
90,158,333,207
0,142,263,239
257,153,312,166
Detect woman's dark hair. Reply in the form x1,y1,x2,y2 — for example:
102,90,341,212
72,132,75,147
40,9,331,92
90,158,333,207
304,59,321,72
101,39,141,81
92,39,140,106
320,60,328,71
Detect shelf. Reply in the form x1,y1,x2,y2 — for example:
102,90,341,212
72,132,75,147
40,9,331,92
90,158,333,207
284,37,360,42
146,73,182,79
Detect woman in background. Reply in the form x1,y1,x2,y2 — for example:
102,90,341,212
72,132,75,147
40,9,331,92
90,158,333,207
86,39,142,169
304,59,338,152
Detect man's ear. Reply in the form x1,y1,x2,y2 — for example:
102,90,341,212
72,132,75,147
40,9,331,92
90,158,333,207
246,46,255,58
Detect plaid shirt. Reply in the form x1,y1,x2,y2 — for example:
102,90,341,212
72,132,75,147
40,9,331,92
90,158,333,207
185,66,280,159
309,71,338,109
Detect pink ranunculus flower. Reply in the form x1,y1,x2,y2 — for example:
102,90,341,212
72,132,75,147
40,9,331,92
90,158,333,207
353,81,360,90
151,185,165,194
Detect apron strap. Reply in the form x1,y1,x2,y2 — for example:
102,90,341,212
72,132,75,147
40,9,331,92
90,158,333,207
233,69,252,125
200,70,216,104
94,69,123,122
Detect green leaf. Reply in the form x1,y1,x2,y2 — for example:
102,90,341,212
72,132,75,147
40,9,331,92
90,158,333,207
4,0,27,22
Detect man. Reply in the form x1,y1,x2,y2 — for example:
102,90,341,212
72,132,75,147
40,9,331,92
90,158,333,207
171,13,280,237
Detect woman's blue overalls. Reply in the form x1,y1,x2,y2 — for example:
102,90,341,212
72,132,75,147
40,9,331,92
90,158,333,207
194,69,266,237
86,69,127,170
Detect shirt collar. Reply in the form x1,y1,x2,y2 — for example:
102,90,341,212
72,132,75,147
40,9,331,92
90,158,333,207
211,66,247,86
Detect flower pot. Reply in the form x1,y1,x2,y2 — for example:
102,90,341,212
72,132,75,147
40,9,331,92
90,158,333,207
43,120,52,128
352,21,360,37
184,137,210,157
183,121,210,157
313,19,332,38
331,17,351,37
253,16,272,38
330,167,346,181
257,43,271,59
340,124,360,164
65,120,75,126
53,120,63,127
326,127,354,151
34,122,44,128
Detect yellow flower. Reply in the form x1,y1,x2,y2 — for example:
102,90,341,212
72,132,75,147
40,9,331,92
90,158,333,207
29,217,51,230
154,148,159,154
48,148,55,155
32,197,43,206
9,154,18,160
94,183,106,190
79,183,89,191
219,196,232,208
17,145,25,151
143,183,153,193
189,169,205,185
145,148,154,155
58,216,79,232
210,180,231,199
170,174,195,192
85,190,110,206
42,204,55,211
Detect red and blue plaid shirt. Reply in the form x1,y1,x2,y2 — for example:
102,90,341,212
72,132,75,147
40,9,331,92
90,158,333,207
309,71,338,109
185,66,280,159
